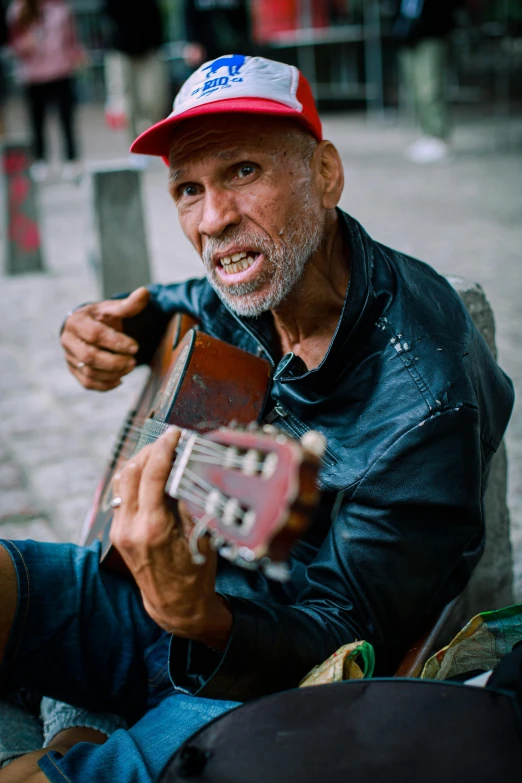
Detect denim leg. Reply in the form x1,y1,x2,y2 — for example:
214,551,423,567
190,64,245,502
0,696,43,767
0,540,164,724
41,698,127,746
38,693,240,783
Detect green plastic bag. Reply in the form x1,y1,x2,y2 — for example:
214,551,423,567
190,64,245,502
300,640,375,687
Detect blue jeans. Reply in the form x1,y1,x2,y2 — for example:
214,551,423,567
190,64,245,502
0,540,239,782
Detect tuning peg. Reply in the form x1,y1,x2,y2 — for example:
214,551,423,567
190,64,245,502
209,533,226,551
262,424,278,434
261,558,290,582
228,419,238,429
237,546,256,563
247,421,259,432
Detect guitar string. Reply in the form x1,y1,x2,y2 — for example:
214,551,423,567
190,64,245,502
111,421,263,461
183,466,221,496
113,440,266,470
112,432,267,470
112,434,228,460
113,421,231,450
178,467,252,516
176,476,249,523
176,479,219,512
113,425,233,460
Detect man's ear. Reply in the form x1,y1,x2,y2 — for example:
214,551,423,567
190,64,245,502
314,141,344,209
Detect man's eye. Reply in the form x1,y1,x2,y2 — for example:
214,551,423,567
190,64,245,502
236,164,256,179
179,184,198,198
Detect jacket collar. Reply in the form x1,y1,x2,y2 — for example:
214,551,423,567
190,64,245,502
226,210,378,388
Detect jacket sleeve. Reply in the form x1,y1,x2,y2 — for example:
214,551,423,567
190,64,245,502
169,404,486,701
121,278,207,365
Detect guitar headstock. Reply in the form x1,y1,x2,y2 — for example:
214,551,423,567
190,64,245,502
166,424,325,580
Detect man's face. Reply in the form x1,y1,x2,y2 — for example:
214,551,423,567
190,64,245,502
168,116,324,317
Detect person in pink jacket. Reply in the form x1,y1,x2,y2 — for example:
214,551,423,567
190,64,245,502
7,0,85,181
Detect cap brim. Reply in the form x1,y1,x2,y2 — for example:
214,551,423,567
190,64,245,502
130,97,322,162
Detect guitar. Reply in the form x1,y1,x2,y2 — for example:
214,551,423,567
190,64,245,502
82,314,325,579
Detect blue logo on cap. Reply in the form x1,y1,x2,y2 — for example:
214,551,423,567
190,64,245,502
202,54,246,77
191,54,247,100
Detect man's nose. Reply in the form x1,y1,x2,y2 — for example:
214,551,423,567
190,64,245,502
198,187,241,238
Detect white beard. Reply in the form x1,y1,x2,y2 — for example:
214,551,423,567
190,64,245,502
201,200,323,318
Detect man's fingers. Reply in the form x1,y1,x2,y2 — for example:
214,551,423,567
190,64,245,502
63,335,136,374
117,461,142,517
109,463,139,550
96,287,150,322
138,427,181,513
60,292,147,391
67,365,122,392
65,354,126,382
62,310,139,356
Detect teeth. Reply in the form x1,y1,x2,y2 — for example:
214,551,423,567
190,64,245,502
222,251,247,266
222,254,257,275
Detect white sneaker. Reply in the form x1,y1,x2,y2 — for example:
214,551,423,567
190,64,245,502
29,160,49,183
406,137,449,164
61,161,83,184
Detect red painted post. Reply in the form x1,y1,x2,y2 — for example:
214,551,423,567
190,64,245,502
2,141,44,274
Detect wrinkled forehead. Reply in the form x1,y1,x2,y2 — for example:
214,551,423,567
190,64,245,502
168,114,306,171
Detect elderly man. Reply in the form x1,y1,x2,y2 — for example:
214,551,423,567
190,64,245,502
0,56,514,782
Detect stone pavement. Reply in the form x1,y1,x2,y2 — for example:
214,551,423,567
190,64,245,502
1,101,521,600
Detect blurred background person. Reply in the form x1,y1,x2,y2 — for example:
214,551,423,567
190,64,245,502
392,0,463,163
182,0,254,70
6,0,85,182
0,0,7,140
103,0,169,167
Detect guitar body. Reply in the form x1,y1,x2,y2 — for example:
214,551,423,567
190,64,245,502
82,314,272,571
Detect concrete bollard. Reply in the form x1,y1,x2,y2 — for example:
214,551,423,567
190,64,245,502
89,164,151,298
448,276,514,629
1,141,44,274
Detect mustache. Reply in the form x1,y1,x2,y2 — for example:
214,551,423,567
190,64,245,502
202,230,276,266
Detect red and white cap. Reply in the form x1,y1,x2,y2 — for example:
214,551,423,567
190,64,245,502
131,55,322,160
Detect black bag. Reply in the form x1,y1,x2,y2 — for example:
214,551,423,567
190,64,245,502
160,673,522,782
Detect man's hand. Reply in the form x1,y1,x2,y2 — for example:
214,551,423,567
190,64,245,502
0,728,106,782
60,287,150,391
110,427,233,651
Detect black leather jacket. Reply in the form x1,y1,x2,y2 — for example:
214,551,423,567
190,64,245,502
124,211,514,701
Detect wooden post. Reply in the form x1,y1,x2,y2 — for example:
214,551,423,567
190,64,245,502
89,164,152,298
1,141,44,274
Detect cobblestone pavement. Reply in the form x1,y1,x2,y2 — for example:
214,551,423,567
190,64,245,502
1,102,521,601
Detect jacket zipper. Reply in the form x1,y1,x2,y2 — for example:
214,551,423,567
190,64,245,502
264,404,339,468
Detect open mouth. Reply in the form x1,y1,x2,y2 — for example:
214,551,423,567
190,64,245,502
219,250,261,276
